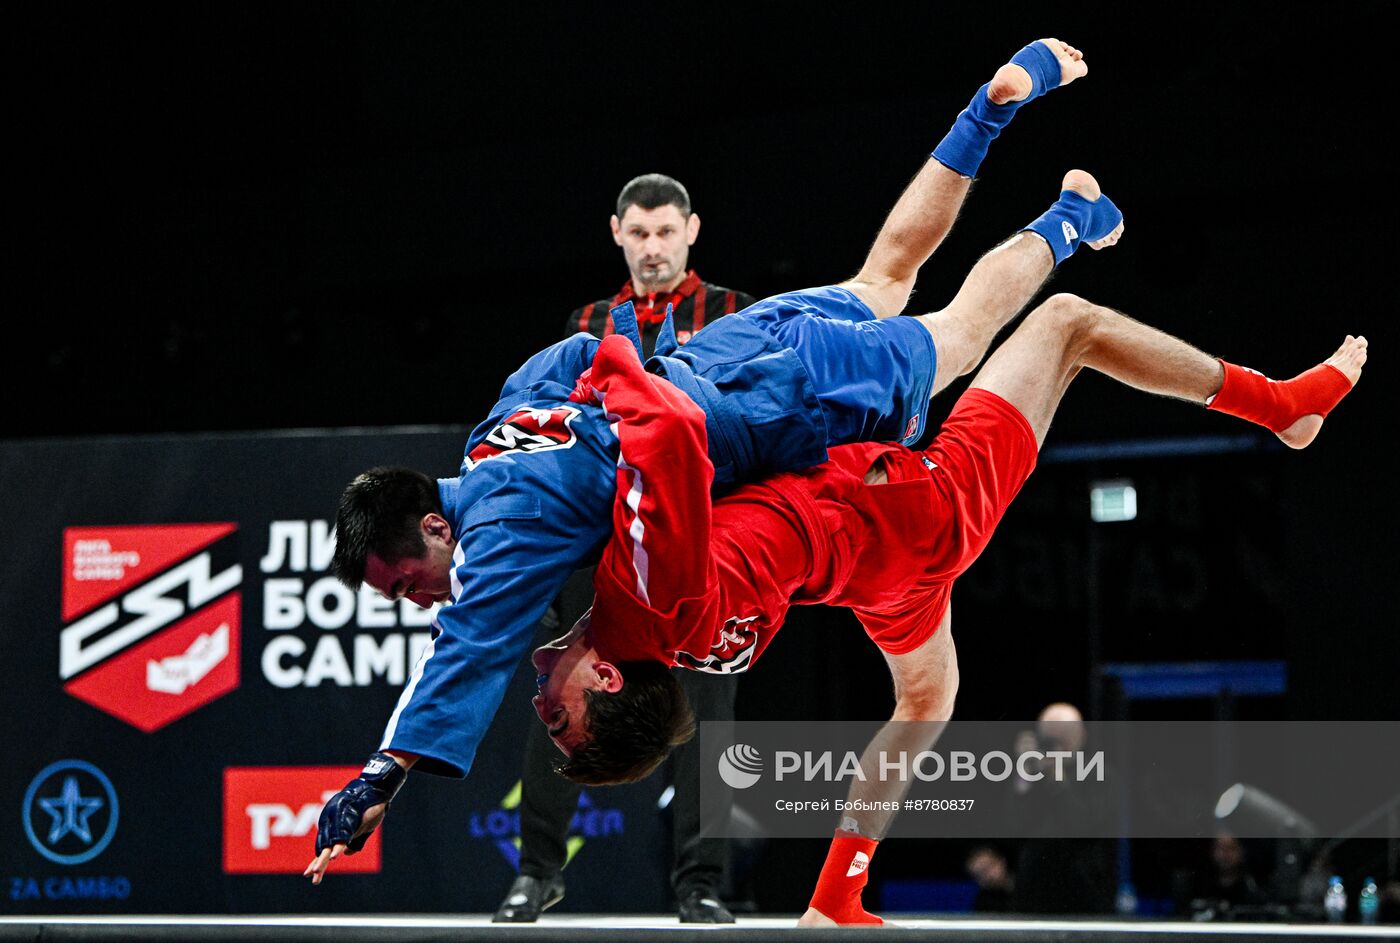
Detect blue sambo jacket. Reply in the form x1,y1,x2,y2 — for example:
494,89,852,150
378,291,934,776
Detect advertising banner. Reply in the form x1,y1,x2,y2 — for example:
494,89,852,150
0,429,666,914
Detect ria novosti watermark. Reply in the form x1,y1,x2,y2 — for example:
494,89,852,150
720,743,1103,788
699,721,1400,840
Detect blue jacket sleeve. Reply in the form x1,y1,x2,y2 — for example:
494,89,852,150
383,333,613,778
464,334,601,457
499,334,600,402
377,499,582,778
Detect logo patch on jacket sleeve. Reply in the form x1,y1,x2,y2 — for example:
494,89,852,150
465,406,582,469
675,616,759,675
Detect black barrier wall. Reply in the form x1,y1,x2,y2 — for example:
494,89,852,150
0,429,668,914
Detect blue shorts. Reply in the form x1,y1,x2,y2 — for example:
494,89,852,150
738,286,938,447
651,285,938,487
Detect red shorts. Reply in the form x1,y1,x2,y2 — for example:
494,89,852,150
847,388,1038,655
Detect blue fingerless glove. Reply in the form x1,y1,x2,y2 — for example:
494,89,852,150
314,752,408,855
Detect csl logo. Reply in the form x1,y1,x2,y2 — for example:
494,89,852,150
59,524,242,732
465,406,581,470
223,767,381,874
23,761,120,866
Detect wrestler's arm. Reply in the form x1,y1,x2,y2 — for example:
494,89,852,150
884,607,959,724
302,749,417,884
307,508,584,883
799,606,959,925
584,334,721,652
833,608,960,838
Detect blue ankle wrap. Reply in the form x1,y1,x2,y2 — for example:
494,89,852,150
932,41,1064,177
1022,189,1123,266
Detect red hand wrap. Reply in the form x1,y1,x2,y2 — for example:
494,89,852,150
807,830,883,925
1207,360,1353,433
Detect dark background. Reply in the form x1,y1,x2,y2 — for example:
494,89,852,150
6,2,1398,915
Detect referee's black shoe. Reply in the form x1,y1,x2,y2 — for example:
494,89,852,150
678,888,736,923
492,874,565,923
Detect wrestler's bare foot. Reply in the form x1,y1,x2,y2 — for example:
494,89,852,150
797,907,892,928
988,39,1087,105
1061,169,1125,249
1277,335,1367,449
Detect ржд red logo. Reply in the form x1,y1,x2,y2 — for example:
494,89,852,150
60,524,242,732
223,767,382,874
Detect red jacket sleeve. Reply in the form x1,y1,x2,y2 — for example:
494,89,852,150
584,334,721,664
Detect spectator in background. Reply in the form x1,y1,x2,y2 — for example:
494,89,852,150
966,845,1015,913
1174,832,1266,916
1382,880,1400,923
1010,702,1117,914
1206,832,1265,908
1297,848,1333,912
493,174,755,925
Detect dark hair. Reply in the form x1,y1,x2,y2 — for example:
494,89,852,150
557,661,696,785
332,467,442,590
616,173,691,220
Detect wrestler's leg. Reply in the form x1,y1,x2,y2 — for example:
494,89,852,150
742,171,1122,455
841,39,1087,318
799,610,959,927
917,171,1123,396
969,293,1366,448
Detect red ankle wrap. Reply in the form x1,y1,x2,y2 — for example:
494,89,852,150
1207,360,1353,433
808,830,883,925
